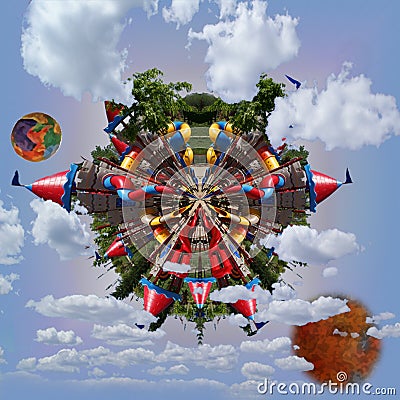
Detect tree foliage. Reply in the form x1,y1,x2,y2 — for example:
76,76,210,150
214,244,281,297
206,73,286,133
124,68,193,140
183,92,218,111
280,144,310,166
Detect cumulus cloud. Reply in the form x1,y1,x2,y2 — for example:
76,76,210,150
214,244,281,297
30,199,92,261
367,323,400,339
147,364,189,376
227,313,249,327
240,337,292,355
162,0,201,27
230,380,263,399
91,324,165,346
21,0,158,102
210,282,272,304
17,346,155,373
157,341,238,372
89,367,107,378
366,312,395,324
16,341,236,375
265,225,360,265
255,296,350,326
322,266,338,278
188,0,300,102
332,328,348,337
271,282,296,301
210,285,256,303
0,200,24,265
214,0,237,18
0,273,19,295
274,355,313,371
162,261,191,274
241,362,275,380
26,294,156,325
268,62,400,150
0,347,6,364
35,327,83,346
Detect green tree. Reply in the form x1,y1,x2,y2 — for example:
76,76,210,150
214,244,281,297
91,144,120,165
280,144,309,167
230,74,285,133
205,73,285,133
183,92,218,111
123,68,193,140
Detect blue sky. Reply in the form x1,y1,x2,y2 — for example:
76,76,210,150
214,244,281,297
1,1,400,399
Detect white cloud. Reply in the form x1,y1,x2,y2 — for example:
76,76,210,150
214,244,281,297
91,324,165,346
367,323,400,339
162,261,191,274
15,341,235,375
162,0,201,27
17,349,86,373
26,294,156,325
322,267,338,278
71,200,88,215
0,200,24,265
255,296,350,326
0,273,19,295
240,337,292,355
241,362,275,380
157,341,238,372
17,346,155,373
21,0,158,102
210,285,256,303
274,355,313,371
147,364,189,376
88,367,107,378
333,328,348,337
227,313,249,327
209,283,272,304
30,199,92,261
16,357,36,371
188,0,300,102
366,312,395,324
0,346,6,364
35,327,83,346
265,225,360,265
268,62,400,150
214,0,237,18
271,282,296,301
230,380,263,399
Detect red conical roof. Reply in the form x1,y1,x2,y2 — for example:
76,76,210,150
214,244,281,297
105,101,126,123
143,285,174,316
140,278,181,317
104,236,131,258
231,299,257,320
12,165,78,212
230,278,260,320
28,170,70,207
109,134,130,156
185,278,216,309
311,170,341,203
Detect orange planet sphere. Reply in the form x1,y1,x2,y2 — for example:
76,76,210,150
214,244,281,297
11,112,62,162
292,299,381,383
